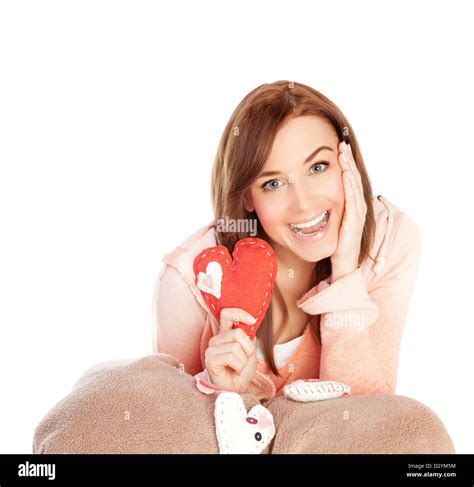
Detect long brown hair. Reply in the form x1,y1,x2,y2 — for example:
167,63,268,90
211,80,376,376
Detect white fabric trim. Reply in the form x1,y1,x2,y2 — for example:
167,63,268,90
256,334,304,368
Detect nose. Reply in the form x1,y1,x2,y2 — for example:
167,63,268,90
288,178,311,213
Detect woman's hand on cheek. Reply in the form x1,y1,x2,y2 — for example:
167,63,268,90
330,141,367,282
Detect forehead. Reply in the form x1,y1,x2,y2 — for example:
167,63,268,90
266,116,338,167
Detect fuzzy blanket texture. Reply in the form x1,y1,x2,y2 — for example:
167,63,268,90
33,354,455,454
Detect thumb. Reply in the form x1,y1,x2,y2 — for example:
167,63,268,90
219,307,257,332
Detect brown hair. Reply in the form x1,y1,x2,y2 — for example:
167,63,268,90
210,80,376,376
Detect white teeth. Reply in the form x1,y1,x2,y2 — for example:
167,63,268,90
290,210,328,229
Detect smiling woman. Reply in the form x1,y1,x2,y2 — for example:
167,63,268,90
151,79,423,404
210,81,376,375
33,78,442,454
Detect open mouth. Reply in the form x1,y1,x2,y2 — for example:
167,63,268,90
288,209,331,237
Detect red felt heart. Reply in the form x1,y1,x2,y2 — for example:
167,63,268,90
193,237,277,340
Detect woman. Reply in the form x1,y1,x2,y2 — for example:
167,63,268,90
152,80,422,402
33,81,456,455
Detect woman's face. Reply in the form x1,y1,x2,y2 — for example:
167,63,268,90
244,115,345,264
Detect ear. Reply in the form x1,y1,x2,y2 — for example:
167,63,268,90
243,189,255,213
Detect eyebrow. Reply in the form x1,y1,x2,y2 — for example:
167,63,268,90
256,145,334,179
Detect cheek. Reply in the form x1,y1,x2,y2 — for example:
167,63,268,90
329,173,346,206
308,173,345,208
330,174,346,224
254,197,284,229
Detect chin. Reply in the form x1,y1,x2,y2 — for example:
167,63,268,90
288,240,336,263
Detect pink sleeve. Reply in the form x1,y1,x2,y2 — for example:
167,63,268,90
153,264,207,377
297,212,422,395
152,263,236,395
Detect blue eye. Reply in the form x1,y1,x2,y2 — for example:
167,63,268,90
261,179,284,191
260,162,330,191
310,162,330,174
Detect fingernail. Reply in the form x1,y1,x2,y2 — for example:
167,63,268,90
247,315,257,324
341,153,348,163
347,142,352,154
343,141,349,153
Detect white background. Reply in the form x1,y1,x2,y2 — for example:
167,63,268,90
1,0,473,454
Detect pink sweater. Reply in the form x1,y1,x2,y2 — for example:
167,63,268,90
151,195,422,401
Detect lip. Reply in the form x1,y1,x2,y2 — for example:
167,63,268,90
287,209,332,242
288,209,329,227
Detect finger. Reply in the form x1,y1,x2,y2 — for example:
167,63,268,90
340,141,362,188
210,341,248,365
210,352,245,375
339,142,364,203
337,141,350,172
239,351,257,375
212,327,255,357
346,169,365,218
219,307,257,332
339,143,364,216
342,169,358,223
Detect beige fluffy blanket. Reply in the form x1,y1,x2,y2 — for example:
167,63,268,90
33,353,455,454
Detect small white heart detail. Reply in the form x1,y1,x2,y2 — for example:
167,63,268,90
197,261,222,299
